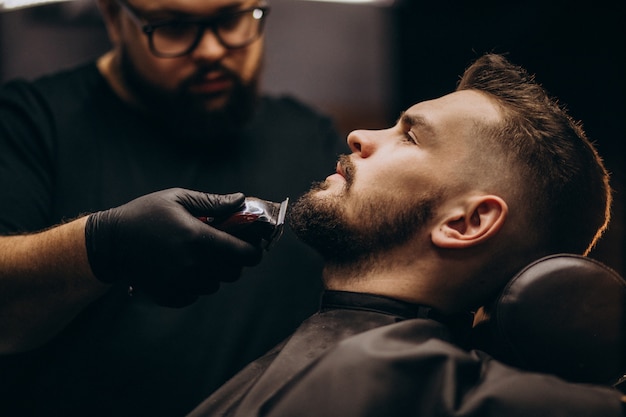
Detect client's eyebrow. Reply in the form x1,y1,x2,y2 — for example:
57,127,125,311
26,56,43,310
398,112,437,143
399,112,436,139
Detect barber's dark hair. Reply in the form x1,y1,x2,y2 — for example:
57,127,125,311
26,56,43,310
456,53,611,256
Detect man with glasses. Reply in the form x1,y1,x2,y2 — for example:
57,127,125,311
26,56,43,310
0,0,343,416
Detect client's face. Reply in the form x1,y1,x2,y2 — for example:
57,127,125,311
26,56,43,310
289,90,502,265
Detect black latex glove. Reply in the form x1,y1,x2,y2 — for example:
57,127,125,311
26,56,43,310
85,188,263,307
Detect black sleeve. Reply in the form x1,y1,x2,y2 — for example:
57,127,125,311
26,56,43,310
0,81,56,233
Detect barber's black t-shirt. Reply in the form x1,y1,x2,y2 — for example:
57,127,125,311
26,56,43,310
0,63,344,417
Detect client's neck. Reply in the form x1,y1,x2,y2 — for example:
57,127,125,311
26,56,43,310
322,259,436,308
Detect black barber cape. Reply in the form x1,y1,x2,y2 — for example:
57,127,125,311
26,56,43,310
188,291,624,417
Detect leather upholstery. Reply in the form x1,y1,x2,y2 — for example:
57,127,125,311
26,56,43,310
471,254,626,386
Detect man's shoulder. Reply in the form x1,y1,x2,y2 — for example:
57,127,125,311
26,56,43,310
33,62,102,97
1,62,102,105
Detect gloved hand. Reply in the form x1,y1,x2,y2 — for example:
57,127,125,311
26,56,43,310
84,188,263,307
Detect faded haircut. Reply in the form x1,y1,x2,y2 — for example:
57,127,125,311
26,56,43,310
456,54,611,256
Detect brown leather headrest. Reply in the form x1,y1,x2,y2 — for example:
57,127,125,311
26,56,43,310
471,254,626,385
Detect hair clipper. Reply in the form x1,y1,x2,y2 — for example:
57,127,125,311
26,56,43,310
200,197,289,250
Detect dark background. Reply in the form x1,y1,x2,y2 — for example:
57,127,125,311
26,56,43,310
1,0,623,274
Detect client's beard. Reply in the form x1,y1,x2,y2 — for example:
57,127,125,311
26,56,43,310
120,47,259,143
289,179,440,268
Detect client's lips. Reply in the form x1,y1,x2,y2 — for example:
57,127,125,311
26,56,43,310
336,161,345,177
325,161,346,183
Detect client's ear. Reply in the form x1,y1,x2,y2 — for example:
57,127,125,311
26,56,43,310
431,195,507,249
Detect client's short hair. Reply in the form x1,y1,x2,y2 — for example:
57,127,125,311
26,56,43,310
457,54,611,256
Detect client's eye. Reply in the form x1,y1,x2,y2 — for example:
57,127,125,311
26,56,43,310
403,131,418,144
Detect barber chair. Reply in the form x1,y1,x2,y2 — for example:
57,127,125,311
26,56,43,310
471,254,626,391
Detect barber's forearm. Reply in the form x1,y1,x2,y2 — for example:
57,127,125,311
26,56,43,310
0,216,110,353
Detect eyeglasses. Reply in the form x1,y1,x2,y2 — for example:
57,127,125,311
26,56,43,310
118,1,270,58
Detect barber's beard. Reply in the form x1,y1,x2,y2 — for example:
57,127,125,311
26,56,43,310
289,158,441,269
119,47,259,143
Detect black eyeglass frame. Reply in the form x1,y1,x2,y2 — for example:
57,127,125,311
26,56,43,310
117,1,270,58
